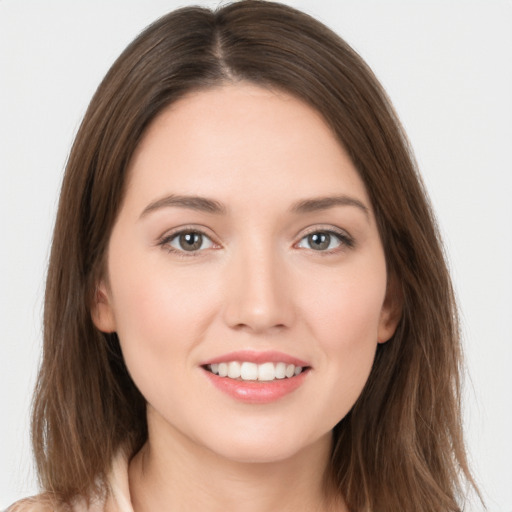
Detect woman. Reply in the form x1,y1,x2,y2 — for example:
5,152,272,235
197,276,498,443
9,1,480,511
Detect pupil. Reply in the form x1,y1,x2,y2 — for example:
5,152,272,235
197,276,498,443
180,232,202,251
309,232,330,250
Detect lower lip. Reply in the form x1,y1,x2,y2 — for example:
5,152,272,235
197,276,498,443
202,368,309,404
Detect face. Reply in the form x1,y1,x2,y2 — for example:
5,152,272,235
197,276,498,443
93,83,400,464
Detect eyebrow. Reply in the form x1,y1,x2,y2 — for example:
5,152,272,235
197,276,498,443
290,195,369,218
140,194,227,218
140,193,369,218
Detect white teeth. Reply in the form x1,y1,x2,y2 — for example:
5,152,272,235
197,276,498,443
258,362,275,381
218,362,228,377
227,361,241,379
275,362,286,379
241,362,258,380
207,361,305,381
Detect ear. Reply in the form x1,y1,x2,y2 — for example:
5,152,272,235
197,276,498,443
91,280,117,333
377,275,402,344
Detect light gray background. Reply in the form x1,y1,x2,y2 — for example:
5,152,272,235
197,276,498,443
1,1,511,510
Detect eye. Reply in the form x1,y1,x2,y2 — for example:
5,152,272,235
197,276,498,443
165,230,214,253
296,230,351,252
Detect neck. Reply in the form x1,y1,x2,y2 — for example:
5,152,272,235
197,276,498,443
128,414,346,512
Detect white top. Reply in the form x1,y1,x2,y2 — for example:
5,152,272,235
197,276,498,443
7,452,133,512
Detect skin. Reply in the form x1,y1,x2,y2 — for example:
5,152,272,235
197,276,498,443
93,83,400,512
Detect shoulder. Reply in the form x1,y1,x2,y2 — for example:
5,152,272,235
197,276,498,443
5,492,114,512
5,495,62,512
4,494,98,512
6,450,131,512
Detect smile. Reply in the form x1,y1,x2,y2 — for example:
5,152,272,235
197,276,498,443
201,350,311,403
206,361,305,381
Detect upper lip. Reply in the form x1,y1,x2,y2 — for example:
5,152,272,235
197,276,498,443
200,350,310,367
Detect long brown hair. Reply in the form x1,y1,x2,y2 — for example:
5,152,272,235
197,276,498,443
32,1,478,510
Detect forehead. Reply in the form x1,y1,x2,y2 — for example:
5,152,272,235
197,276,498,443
124,83,370,211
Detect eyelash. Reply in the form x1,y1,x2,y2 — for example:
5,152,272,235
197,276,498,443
158,226,217,258
158,226,354,258
297,227,354,254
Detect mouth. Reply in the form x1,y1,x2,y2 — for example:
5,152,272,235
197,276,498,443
203,361,310,382
200,351,311,403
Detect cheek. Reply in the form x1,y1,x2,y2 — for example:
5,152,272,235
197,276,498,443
302,261,387,350
298,259,387,417
107,259,220,394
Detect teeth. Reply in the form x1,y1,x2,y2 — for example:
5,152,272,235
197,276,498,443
275,362,286,379
258,362,275,381
218,362,228,377
227,361,241,379
207,361,305,381
240,362,258,380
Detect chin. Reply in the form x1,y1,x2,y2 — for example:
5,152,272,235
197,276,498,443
196,425,332,465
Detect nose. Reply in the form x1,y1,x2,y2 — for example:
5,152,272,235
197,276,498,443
222,243,295,334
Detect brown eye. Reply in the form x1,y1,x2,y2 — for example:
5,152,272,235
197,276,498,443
167,231,214,253
297,230,352,252
307,232,331,251
179,232,203,251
